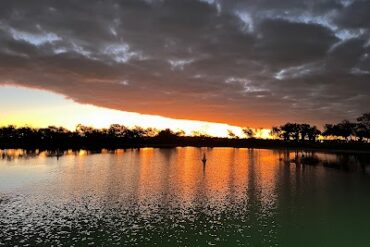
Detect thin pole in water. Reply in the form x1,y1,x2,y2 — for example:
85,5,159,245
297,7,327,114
202,153,207,164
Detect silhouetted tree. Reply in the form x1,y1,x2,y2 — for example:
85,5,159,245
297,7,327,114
356,113,370,141
276,123,321,141
156,128,181,140
299,124,311,140
323,124,336,137
280,123,300,141
227,129,238,139
338,120,355,140
108,124,127,138
279,124,291,141
271,126,282,139
354,123,368,142
144,127,159,137
76,124,95,137
124,126,147,139
38,126,70,141
306,126,321,141
357,113,370,126
323,120,355,141
0,125,16,139
242,128,254,138
16,127,37,139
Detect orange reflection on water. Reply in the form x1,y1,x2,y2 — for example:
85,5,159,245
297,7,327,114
1,147,343,216
0,148,281,210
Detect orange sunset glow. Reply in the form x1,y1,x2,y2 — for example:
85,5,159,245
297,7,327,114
0,85,272,138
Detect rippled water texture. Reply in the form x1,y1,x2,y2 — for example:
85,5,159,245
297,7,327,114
1,148,370,246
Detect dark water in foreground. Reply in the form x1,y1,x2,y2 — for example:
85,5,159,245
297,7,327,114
1,148,370,247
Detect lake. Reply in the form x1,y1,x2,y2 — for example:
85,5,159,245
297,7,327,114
1,148,370,246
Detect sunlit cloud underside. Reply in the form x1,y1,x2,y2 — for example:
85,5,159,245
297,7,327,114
0,86,271,138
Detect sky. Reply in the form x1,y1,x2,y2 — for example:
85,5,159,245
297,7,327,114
0,0,369,133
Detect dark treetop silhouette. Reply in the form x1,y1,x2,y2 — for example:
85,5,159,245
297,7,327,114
1,113,370,151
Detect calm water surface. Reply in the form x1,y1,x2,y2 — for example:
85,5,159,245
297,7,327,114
1,148,370,246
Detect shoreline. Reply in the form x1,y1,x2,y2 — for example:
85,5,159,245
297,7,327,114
1,139,370,155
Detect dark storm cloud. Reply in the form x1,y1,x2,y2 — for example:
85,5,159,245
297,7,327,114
0,0,369,127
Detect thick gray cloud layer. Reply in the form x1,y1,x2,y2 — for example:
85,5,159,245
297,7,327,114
0,0,369,127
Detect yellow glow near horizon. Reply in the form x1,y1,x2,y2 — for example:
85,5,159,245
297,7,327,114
0,85,272,138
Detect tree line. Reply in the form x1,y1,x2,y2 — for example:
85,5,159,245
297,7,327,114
271,113,370,142
0,124,183,144
0,113,369,149
0,124,230,149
